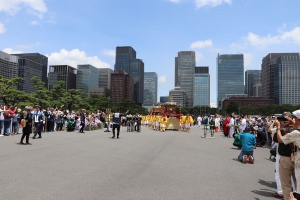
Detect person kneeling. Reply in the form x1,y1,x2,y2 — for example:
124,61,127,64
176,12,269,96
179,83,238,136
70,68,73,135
66,119,75,132
238,126,256,164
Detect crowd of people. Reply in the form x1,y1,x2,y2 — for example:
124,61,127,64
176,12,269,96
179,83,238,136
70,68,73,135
2,103,300,199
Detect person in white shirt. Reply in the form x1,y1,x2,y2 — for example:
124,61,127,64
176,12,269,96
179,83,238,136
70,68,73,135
197,115,202,128
239,115,247,133
229,114,235,137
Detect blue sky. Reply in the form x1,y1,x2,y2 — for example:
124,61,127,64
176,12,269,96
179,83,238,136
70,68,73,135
1,0,300,107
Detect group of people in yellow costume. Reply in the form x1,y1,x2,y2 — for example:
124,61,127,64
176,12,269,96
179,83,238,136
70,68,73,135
179,114,194,132
141,113,194,132
142,114,169,132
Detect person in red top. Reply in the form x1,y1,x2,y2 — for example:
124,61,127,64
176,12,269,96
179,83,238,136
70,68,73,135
3,104,17,136
223,115,230,137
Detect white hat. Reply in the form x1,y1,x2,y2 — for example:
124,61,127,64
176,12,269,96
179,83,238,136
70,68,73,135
293,110,300,119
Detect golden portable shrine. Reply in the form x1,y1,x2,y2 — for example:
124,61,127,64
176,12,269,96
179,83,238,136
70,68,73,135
149,101,182,131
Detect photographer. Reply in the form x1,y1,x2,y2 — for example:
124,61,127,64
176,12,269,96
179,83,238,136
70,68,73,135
3,104,17,136
274,112,299,200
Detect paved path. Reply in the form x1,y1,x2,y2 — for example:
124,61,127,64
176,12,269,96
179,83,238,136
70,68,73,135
0,126,276,200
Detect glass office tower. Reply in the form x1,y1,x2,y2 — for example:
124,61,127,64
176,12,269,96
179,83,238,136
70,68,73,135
175,51,195,108
274,54,300,105
217,54,244,108
194,67,210,107
76,64,99,97
143,72,158,106
245,70,261,97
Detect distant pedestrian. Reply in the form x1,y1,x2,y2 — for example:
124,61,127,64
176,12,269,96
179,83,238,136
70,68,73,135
79,109,86,133
19,106,33,145
112,109,128,139
197,115,202,128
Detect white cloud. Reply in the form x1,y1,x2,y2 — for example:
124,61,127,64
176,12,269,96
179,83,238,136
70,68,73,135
47,49,110,68
0,22,5,34
158,76,167,84
196,52,203,61
3,48,23,54
0,0,47,16
30,20,39,25
190,39,213,49
243,53,253,67
195,0,232,8
102,49,115,57
247,27,300,48
210,103,217,108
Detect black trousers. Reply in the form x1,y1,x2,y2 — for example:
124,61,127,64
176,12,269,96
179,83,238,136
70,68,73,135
80,122,85,132
21,133,30,143
113,124,120,137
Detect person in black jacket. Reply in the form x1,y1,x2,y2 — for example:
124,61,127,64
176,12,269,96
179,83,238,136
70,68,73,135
112,109,128,139
19,106,33,145
79,109,86,133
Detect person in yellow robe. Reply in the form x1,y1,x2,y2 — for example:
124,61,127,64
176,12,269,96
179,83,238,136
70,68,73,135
185,114,194,132
181,115,186,131
160,115,168,132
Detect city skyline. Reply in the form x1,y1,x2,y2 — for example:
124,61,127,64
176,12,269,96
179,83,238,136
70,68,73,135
1,0,300,106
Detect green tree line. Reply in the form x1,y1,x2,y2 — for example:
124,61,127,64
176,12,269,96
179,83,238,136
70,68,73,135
0,75,148,115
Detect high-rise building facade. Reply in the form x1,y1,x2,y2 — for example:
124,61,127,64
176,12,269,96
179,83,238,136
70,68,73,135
110,70,134,103
0,51,18,79
114,46,144,105
169,87,187,107
143,72,158,106
12,53,48,86
217,54,244,108
175,51,195,108
245,70,261,97
18,58,42,93
48,65,77,90
274,54,300,105
114,46,136,73
98,68,113,89
160,96,169,104
261,53,299,100
194,67,210,107
76,64,99,97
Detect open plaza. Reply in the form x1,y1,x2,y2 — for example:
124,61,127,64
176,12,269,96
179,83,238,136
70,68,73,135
0,126,275,200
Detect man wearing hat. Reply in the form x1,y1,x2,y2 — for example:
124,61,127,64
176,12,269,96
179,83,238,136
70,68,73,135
237,125,256,164
274,112,299,200
276,110,300,199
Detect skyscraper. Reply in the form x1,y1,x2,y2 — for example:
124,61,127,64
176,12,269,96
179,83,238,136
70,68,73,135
217,54,244,108
274,54,300,105
18,58,43,93
114,46,136,73
12,53,48,86
245,70,261,97
143,72,158,106
98,68,113,89
130,59,144,105
48,65,77,90
169,87,187,107
194,67,210,107
114,46,144,105
0,51,18,79
110,70,134,103
76,64,99,97
261,53,299,100
175,51,195,108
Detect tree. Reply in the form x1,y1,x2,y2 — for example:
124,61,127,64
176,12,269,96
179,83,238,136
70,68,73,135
31,76,51,108
240,106,256,116
0,75,24,104
225,101,239,115
62,89,84,111
49,80,67,107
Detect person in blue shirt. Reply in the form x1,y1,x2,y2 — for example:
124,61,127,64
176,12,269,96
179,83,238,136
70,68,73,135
238,126,256,164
